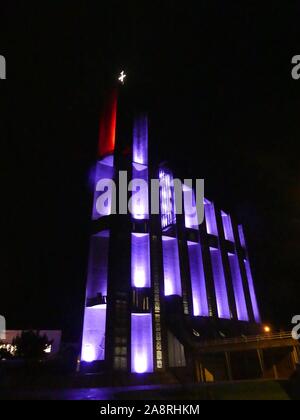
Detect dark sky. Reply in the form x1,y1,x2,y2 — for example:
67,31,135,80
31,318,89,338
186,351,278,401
1,2,300,340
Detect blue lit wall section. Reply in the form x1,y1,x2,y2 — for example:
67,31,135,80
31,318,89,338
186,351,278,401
131,233,151,288
132,114,149,220
133,114,148,165
204,199,218,236
160,169,176,229
162,236,182,296
187,241,209,317
85,231,110,299
131,163,149,220
184,185,199,229
92,156,114,220
81,305,107,362
228,253,249,321
221,211,234,242
210,247,231,319
244,259,261,323
81,230,110,363
131,314,154,373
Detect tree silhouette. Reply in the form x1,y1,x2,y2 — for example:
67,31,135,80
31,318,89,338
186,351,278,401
13,330,52,360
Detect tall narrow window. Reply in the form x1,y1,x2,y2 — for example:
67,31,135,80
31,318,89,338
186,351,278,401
187,242,209,316
162,236,182,296
160,169,176,229
131,314,154,373
131,233,151,288
168,331,186,367
204,199,218,236
210,247,230,319
221,211,234,242
244,259,261,323
228,253,248,321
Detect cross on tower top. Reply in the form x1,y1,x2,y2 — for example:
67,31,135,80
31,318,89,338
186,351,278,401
118,71,127,84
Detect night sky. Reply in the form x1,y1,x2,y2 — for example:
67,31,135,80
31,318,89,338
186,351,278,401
1,2,300,340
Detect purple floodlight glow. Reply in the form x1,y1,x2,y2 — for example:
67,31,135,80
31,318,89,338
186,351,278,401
238,225,246,248
131,163,149,220
131,233,151,288
221,211,234,242
228,253,249,321
162,236,182,296
159,169,176,229
92,156,114,220
131,314,154,374
210,247,230,319
81,304,107,362
244,259,261,323
187,242,209,317
82,344,96,363
184,185,199,229
204,199,218,236
133,114,148,165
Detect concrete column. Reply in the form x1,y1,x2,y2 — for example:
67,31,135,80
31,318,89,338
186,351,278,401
273,363,279,380
195,360,201,383
232,220,255,323
215,210,238,321
293,346,299,364
225,352,233,381
257,349,265,377
200,223,218,318
292,346,299,369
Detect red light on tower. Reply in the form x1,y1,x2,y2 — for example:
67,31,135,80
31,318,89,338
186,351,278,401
98,89,118,158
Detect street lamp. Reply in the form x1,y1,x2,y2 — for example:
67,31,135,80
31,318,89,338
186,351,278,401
263,325,271,334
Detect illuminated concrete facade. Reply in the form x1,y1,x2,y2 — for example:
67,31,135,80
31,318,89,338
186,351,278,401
80,86,261,377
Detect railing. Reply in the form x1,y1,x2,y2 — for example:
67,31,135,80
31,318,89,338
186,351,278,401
199,332,294,348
